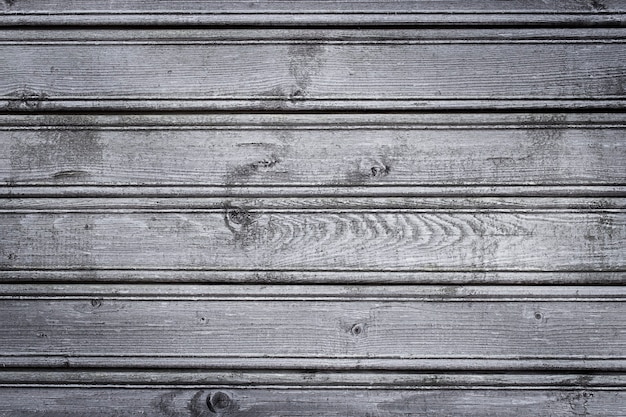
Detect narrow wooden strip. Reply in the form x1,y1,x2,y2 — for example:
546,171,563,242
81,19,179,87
1,112,623,127
3,0,626,14
1,41,625,111
1,357,625,371
1,211,623,270
0,270,622,284
2,197,626,211
3,99,626,112
0,284,624,301
2,185,625,198
2,28,626,42
1,387,624,417
0,13,625,27
0,299,622,358
0,371,623,387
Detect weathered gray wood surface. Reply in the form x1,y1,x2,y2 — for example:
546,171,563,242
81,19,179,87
1,388,625,417
2,113,624,186
1,30,626,110
2,0,626,26
0,297,623,363
1,1,625,414
1,211,623,270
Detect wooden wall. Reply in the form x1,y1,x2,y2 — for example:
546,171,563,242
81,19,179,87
1,1,625,415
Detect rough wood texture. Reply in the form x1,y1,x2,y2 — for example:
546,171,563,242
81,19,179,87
1,388,625,417
1,211,623,270
0,299,622,361
1,31,626,110
0,270,624,284
2,1,626,26
2,115,624,186
1,1,625,414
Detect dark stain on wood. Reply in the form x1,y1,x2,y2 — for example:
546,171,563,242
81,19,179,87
10,129,103,182
288,44,325,99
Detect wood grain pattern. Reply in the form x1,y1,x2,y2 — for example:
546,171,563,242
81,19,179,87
1,35,625,110
1,2,624,413
1,211,623,271
0,299,622,360
4,0,626,13
1,284,624,301
2,121,624,186
0,270,623,284
1,388,625,417
2,370,624,387
3,197,626,212
2,1,626,26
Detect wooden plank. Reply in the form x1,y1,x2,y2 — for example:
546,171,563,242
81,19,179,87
0,270,623,284
1,36,625,111
0,370,624,387
0,388,625,417
1,284,624,301
4,28,626,42
2,356,625,372
0,299,622,360
3,185,625,198
2,1,626,26
4,0,626,14
1,211,623,270
3,197,626,212
2,123,624,187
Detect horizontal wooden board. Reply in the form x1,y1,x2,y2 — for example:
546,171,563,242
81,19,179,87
2,121,624,187
2,1,626,27
5,28,626,42
0,270,624,284
1,36,625,110
1,211,623,271
0,299,623,360
0,388,625,417
1,370,624,387
3,185,625,199
3,197,626,212
2,284,624,301
4,0,626,13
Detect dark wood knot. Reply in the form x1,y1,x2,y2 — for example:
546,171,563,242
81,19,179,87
207,391,231,413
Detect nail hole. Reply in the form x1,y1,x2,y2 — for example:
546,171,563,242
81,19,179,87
534,312,543,320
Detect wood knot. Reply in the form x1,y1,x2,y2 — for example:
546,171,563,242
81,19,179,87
91,299,102,309
370,164,390,178
227,206,253,226
350,323,365,336
290,89,305,102
207,391,232,413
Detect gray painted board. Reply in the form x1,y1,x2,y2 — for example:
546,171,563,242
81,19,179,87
2,120,624,186
1,388,625,417
0,299,623,360
2,32,626,110
1,211,623,270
